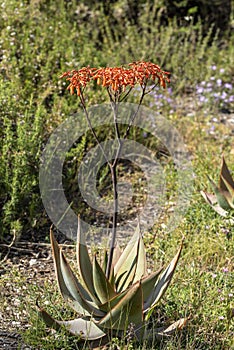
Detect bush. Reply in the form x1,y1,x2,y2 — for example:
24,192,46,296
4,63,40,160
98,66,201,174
0,0,233,241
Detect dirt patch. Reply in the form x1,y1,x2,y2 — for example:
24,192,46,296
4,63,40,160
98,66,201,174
0,239,76,349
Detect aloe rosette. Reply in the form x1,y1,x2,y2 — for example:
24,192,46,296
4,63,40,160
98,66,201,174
37,219,184,342
201,157,234,217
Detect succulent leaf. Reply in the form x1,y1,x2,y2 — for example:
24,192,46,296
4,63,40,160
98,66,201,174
114,224,146,292
98,281,143,330
202,158,234,215
62,318,106,339
76,217,100,304
132,232,147,285
200,191,218,206
207,176,231,210
59,250,105,318
200,191,228,217
99,274,153,312
102,249,108,273
50,229,91,315
37,302,63,332
114,224,140,275
93,255,117,305
144,242,183,313
37,305,106,340
59,250,92,303
220,175,234,208
99,288,129,312
111,244,122,271
107,244,122,287
141,267,163,302
219,157,234,192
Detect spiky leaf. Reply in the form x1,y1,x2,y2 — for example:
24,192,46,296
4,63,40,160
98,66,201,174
111,244,122,271
98,281,143,330
37,305,106,340
59,250,105,318
200,191,228,217
108,244,122,287
99,288,129,312
132,233,147,284
154,317,187,338
93,255,117,305
144,242,183,314
50,229,91,316
219,157,234,192
207,176,231,210
99,274,153,312
102,249,108,274
114,225,146,292
141,267,163,302
76,217,100,304
220,175,234,208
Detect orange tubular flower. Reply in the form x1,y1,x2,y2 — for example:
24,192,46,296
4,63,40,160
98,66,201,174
60,67,96,96
129,61,170,88
60,61,170,97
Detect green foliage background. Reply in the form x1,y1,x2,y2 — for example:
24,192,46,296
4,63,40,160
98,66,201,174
0,0,233,240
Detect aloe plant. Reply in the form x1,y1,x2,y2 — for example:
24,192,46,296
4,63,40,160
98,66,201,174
37,61,186,345
201,157,234,217
37,219,185,343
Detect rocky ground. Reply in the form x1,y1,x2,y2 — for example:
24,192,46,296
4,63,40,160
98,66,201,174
0,235,77,350
0,242,51,349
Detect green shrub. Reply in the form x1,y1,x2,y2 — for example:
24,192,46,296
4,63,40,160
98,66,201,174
0,0,233,240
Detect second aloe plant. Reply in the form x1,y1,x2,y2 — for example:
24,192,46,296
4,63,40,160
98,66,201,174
201,157,234,216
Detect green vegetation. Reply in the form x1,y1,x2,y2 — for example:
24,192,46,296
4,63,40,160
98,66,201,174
0,1,233,349
0,0,233,239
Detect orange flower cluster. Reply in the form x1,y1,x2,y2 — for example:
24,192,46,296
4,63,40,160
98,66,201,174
60,61,170,96
92,67,136,91
129,61,170,89
60,67,96,96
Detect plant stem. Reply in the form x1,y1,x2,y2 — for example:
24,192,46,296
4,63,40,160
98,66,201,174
123,84,146,139
80,86,148,280
105,86,147,279
105,162,118,279
79,91,110,166
106,101,121,279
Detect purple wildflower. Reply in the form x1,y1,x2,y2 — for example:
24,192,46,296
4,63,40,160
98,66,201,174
221,91,227,100
196,87,204,94
167,87,173,94
216,79,222,87
224,83,232,89
199,96,208,103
